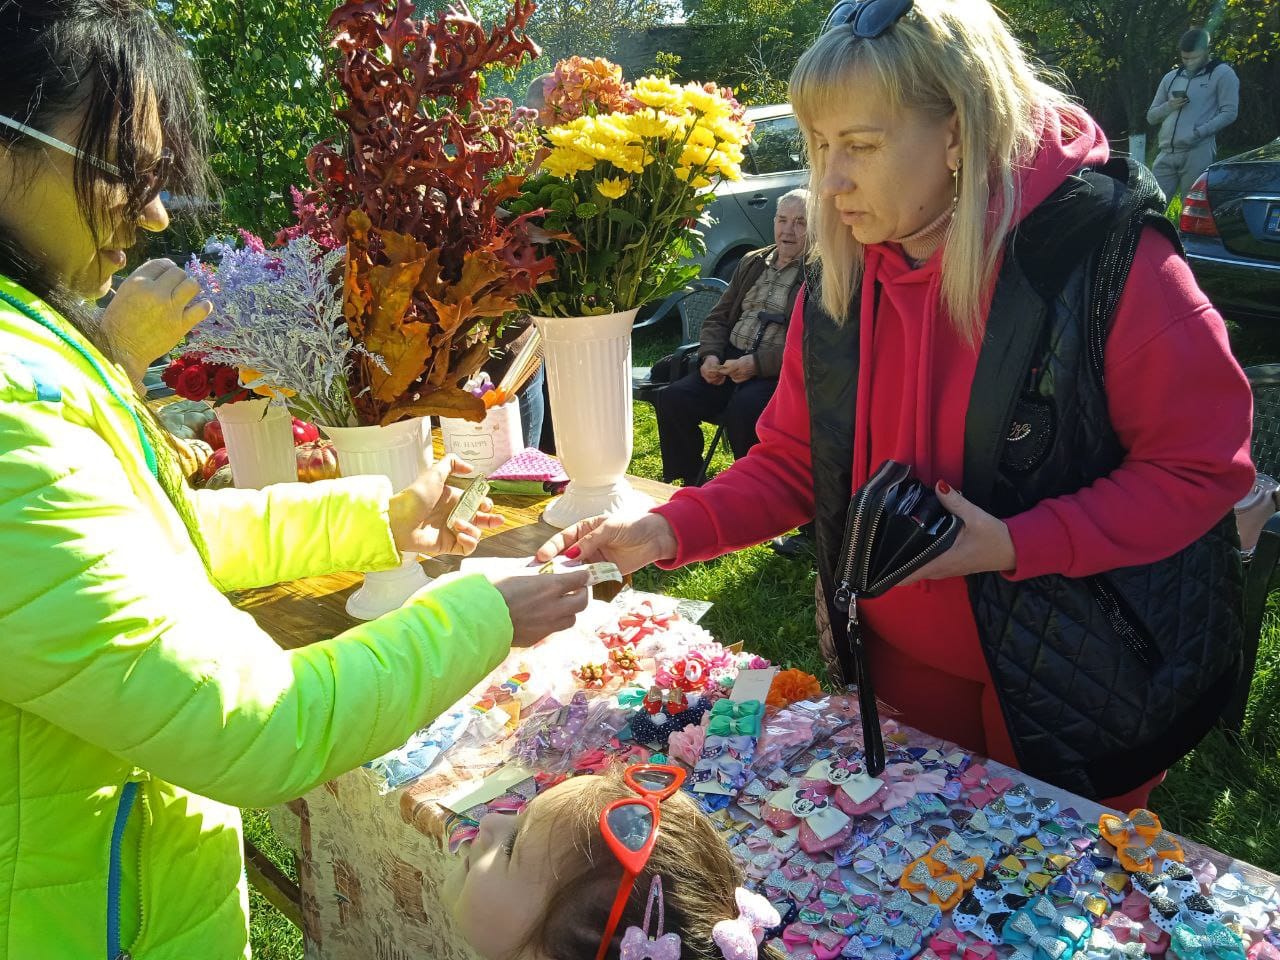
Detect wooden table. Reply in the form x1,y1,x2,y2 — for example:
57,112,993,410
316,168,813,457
233,455,673,651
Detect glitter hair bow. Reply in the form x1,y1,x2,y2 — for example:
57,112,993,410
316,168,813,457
711,887,781,960
1099,809,1163,849
1169,922,1247,960
1118,831,1185,874
902,861,964,911
1002,910,1074,960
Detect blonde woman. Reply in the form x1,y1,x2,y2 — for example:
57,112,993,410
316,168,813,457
541,0,1253,807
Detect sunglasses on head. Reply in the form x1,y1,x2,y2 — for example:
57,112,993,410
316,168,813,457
822,0,914,36
594,764,687,960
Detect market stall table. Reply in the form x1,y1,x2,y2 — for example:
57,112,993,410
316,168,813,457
229,444,1280,960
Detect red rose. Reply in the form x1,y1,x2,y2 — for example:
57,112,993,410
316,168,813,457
161,359,186,390
211,365,241,399
174,364,212,401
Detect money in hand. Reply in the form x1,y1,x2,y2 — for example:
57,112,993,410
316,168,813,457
446,476,490,532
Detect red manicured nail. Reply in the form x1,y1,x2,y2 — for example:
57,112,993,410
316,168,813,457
937,479,952,495
565,545,582,560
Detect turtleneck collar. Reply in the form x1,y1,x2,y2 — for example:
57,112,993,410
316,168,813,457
894,205,954,268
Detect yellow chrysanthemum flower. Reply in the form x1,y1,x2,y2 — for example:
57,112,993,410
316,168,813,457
679,83,734,119
625,109,684,141
541,146,597,179
633,76,683,110
596,177,631,200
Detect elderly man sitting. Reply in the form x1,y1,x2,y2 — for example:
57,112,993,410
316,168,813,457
656,189,809,486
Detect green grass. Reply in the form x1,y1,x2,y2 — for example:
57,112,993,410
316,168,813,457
247,316,1280,954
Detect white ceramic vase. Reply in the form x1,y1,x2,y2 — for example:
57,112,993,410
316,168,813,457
320,417,433,621
214,396,297,489
531,308,655,528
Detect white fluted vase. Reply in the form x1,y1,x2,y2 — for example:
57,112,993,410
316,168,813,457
532,308,655,528
320,417,433,621
214,396,297,489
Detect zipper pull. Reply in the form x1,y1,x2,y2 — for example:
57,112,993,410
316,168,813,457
833,582,852,612
848,595,858,628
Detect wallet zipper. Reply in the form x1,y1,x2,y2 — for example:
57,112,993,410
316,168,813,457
833,462,908,615
866,528,956,596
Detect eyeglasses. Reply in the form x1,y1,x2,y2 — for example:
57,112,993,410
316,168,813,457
0,113,173,204
822,0,914,36
595,764,687,960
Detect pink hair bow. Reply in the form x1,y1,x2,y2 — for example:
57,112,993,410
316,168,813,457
960,764,1015,809
712,887,781,960
620,876,682,960
880,764,949,811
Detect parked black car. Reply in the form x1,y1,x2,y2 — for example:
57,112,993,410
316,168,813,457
1179,138,1280,321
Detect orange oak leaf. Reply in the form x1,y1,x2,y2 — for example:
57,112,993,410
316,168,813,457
380,385,487,425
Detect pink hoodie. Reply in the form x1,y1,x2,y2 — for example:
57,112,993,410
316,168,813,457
652,106,1253,754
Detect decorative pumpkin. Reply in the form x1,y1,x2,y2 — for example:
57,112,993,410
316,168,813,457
204,464,235,490
171,437,215,484
295,439,340,482
156,399,216,440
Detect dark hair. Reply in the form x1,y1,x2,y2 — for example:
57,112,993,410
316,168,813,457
523,771,786,960
1180,27,1210,53
0,0,213,566
0,0,211,324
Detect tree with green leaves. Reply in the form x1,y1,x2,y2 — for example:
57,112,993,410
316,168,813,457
995,0,1276,147
682,0,828,103
153,0,340,233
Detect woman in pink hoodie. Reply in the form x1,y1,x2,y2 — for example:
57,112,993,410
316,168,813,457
540,0,1253,807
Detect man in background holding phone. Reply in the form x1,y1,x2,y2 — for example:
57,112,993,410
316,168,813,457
1147,27,1240,203
655,190,808,487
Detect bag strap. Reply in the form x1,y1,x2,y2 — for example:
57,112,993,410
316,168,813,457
1081,158,1181,382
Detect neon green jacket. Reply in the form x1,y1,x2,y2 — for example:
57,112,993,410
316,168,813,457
0,278,514,959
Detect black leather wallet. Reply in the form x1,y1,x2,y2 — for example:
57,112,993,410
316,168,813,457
831,460,963,773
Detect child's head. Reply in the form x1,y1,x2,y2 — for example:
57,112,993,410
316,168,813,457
444,770,781,960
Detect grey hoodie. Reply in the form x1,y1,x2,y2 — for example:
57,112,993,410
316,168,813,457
1148,58,1240,152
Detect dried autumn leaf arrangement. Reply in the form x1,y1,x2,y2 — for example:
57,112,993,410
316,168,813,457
294,0,553,425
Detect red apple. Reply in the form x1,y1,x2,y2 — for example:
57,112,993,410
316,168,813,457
202,418,225,450
201,446,230,482
291,418,320,445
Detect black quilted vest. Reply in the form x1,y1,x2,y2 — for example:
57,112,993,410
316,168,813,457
805,161,1244,800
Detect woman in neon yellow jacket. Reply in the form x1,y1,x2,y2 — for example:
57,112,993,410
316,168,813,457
0,3,592,957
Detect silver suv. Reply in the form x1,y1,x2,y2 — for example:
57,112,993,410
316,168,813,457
698,104,808,280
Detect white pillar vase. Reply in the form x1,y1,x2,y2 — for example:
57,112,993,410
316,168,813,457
320,417,433,621
214,396,297,490
531,308,655,528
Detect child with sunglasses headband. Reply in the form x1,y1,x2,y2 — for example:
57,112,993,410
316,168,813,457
443,765,789,960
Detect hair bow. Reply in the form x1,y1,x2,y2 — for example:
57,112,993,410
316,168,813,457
1057,890,1111,921
711,887,781,960
929,842,985,886
1119,832,1185,873
1099,809,1163,849
960,765,1015,809
779,923,848,960
1003,910,1075,960
1169,922,1247,960
1089,929,1149,960
764,869,815,902
736,849,784,880
1027,897,1090,949
1213,873,1277,908
902,862,964,911
881,764,950,810
1132,862,1199,903
786,851,840,882
1212,873,1277,932
708,699,764,737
